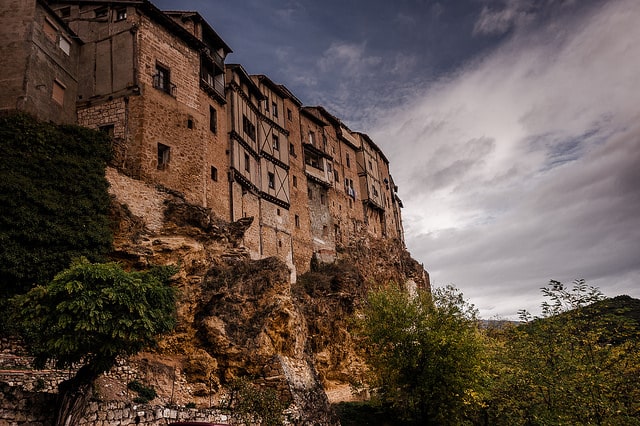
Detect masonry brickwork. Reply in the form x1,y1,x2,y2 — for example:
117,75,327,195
10,0,407,278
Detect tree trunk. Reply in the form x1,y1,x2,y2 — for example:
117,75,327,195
54,365,99,426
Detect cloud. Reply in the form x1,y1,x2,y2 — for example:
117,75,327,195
318,41,382,79
473,0,540,35
371,0,640,318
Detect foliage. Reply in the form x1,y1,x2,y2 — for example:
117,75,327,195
354,284,487,425
224,377,287,426
486,280,640,425
0,112,112,298
11,258,177,374
127,380,157,404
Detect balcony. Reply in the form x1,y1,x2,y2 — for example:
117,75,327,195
200,72,225,100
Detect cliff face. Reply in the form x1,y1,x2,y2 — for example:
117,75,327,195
107,168,429,423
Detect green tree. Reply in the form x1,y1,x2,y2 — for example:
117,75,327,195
11,258,177,426
0,112,112,299
486,280,640,425
355,284,487,425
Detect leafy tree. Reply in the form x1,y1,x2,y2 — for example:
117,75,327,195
0,112,112,299
355,284,487,425
486,280,640,425
11,258,177,426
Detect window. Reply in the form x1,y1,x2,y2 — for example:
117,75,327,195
59,7,71,18
242,115,256,141
52,80,65,105
307,187,313,200
264,99,269,112
115,8,127,21
153,63,174,96
209,106,217,133
295,214,300,228
289,143,295,156
287,108,292,121
187,118,194,129
43,19,57,43
334,170,339,182
268,172,275,189
99,124,114,138
59,36,71,55
277,208,281,216
346,153,351,168
157,143,170,170
244,153,250,172
272,134,279,151
293,175,297,188
272,102,278,117
320,193,326,205
308,131,315,146
211,166,218,181
95,6,108,18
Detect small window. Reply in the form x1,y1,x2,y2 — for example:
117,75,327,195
211,166,218,181
320,193,326,205
289,143,295,156
277,208,281,216
153,63,174,96
244,153,250,173
334,170,339,182
52,80,65,105
293,175,297,188
268,172,275,189
295,214,300,228
43,19,57,43
115,8,127,21
58,36,71,55
307,187,313,200
209,106,217,133
242,115,256,141
287,108,292,121
157,143,170,170
272,102,278,117
59,7,71,18
187,118,194,129
95,6,108,18
346,153,351,168
99,124,114,138
264,99,269,112
272,134,279,151
309,131,315,146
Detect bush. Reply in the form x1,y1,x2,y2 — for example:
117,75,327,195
128,380,157,404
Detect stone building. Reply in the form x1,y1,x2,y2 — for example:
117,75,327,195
0,0,80,123
4,0,406,277
48,0,232,215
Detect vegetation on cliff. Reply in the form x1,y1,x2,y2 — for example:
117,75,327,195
0,112,112,299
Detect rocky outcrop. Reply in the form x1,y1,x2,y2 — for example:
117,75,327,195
103,168,428,423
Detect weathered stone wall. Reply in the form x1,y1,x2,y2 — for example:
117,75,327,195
0,0,78,124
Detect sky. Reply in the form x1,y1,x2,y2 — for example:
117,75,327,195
154,0,640,319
